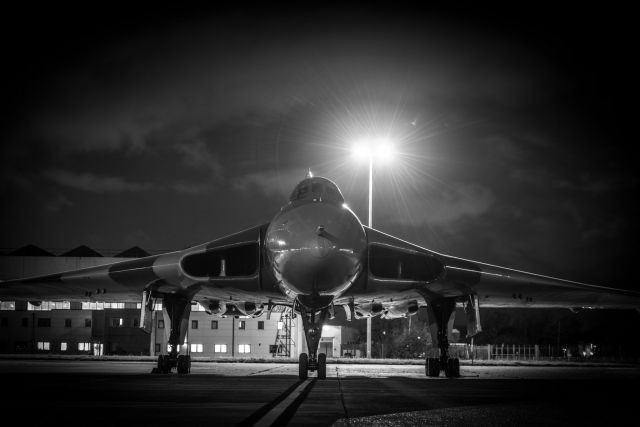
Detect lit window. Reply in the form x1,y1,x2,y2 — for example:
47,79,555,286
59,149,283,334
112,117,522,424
277,321,283,330
238,344,251,354
154,303,163,311
78,342,91,351
191,302,206,311
191,320,198,329
190,343,203,353
258,321,264,330
214,344,227,353
37,341,50,350
28,302,50,311
104,302,124,309
82,302,105,310
61,342,67,351
238,320,246,330
51,301,70,310
0,301,15,310
211,320,218,329
111,318,124,327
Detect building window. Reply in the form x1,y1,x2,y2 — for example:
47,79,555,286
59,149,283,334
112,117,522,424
111,318,123,327
214,344,227,353
37,341,50,351
0,301,15,310
191,320,198,329
61,342,67,351
0,317,7,327
37,318,51,327
238,320,246,330
82,302,105,310
211,320,218,329
158,319,164,329
132,317,139,328
21,317,28,327
78,342,91,351
190,343,203,353
64,318,72,327
104,302,124,309
191,302,206,311
258,321,264,330
155,343,161,353
238,344,251,354
85,319,92,327
154,303,163,311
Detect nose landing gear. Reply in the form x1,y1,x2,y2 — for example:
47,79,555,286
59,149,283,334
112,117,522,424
297,302,329,379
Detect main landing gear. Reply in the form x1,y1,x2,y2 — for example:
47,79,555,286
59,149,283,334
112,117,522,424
152,294,192,374
425,298,460,378
297,303,329,380
157,353,191,374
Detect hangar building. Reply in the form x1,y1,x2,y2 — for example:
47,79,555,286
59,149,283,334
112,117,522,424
0,245,344,358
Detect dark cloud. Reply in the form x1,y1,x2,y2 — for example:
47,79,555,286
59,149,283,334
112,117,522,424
43,169,155,193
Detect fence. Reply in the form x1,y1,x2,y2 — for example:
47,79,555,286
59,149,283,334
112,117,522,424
449,343,595,361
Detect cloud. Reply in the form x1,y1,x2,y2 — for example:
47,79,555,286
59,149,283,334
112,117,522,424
174,140,224,177
45,195,73,212
233,168,308,198
385,182,496,227
171,181,214,195
44,169,154,193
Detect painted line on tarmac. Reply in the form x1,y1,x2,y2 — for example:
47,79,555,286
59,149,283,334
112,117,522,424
248,365,287,376
251,378,316,427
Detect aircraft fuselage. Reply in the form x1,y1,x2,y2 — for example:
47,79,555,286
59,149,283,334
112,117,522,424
265,177,366,309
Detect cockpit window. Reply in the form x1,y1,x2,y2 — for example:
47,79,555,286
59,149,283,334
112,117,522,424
289,177,345,204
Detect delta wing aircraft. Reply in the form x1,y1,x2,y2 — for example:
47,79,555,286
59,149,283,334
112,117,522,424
2,174,640,378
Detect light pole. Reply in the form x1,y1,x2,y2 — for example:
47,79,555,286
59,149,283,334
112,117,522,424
352,139,395,359
367,156,373,359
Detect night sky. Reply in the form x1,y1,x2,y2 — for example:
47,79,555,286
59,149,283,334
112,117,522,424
1,5,637,290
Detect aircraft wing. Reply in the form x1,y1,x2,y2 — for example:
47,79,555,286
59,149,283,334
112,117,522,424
0,224,285,306
354,227,640,310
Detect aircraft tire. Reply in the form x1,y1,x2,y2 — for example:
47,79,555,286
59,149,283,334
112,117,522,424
177,355,187,374
445,358,454,377
159,355,171,374
299,353,308,380
318,353,327,379
426,358,439,377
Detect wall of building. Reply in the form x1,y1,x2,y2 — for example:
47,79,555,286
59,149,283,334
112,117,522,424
0,254,345,359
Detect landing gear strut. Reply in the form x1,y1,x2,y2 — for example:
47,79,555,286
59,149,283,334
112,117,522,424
153,294,192,374
425,298,460,378
297,302,328,380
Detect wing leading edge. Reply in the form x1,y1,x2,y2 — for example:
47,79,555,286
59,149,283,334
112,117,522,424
0,224,285,306
361,227,640,310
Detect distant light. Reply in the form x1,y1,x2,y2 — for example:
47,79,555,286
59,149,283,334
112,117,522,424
351,138,396,163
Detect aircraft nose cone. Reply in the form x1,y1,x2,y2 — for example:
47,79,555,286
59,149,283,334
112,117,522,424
266,202,366,298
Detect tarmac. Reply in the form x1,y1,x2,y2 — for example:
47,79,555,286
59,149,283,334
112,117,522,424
1,359,638,426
